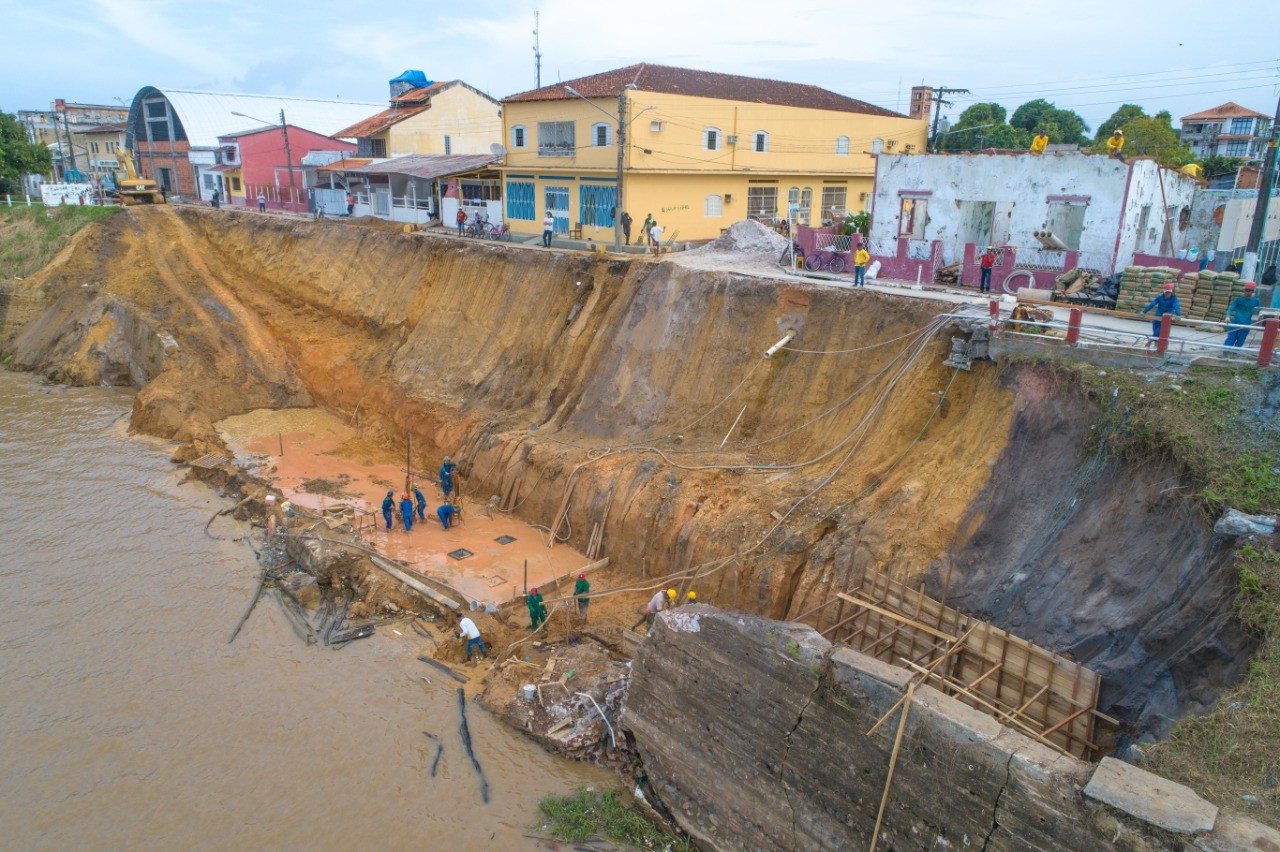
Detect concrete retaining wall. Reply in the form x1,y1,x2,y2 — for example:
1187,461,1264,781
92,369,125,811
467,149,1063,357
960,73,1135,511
621,607,1280,851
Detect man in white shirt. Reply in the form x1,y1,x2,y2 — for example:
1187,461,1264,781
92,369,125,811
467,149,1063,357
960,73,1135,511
649,222,663,256
455,612,487,662
542,210,555,248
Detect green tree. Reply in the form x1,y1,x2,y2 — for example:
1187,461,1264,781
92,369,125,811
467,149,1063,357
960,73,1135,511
1197,155,1245,178
937,102,1030,152
1009,99,1089,144
0,112,51,194
1095,104,1147,141
1094,113,1190,167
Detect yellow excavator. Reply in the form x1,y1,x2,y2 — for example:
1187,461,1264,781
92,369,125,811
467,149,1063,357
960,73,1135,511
114,146,165,205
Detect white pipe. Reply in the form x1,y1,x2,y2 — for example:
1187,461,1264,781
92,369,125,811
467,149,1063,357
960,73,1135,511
764,331,795,359
719,404,748,449
575,692,616,748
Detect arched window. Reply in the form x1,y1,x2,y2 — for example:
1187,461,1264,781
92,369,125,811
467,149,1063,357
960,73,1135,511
799,187,813,225
591,122,612,147
704,194,723,217
835,135,850,155
870,138,884,155
703,127,722,151
511,125,527,148
753,131,769,153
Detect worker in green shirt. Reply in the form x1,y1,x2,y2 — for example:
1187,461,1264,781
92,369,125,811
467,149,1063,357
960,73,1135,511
574,573,590,623
526,587,546,630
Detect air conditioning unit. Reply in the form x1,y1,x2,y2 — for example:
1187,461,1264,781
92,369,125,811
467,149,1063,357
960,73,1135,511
904,144,916,153
724,194,733,203
885,140,898,150
726,135,739,144
650,120,662,132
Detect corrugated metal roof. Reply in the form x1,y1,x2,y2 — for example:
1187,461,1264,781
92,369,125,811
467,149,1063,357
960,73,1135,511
503,62,905,118
390,80,453,104
358,154,498,179
332,104,428,139
149,89,381,148
317,158,377,172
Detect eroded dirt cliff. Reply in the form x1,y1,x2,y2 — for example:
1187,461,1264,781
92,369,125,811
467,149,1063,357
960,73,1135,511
1,206,1256,735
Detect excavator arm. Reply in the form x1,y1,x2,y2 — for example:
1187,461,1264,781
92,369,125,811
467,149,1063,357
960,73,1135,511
115,146,139,181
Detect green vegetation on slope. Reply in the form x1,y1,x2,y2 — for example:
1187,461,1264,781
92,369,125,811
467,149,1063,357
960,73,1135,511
1064,363,1280,515
1143,544,1280,823
0,204,117,280
538,789,694,850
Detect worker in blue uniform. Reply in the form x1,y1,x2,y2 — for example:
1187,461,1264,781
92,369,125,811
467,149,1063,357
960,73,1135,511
1224,281,1261,348
381,490,395,529
413,485,427,520
1141,282,1180,340
400,493,415,531
439,456,458,497
437,503,456,530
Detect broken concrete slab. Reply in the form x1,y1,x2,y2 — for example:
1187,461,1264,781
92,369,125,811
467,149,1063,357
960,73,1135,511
1083,756,1218,835
1214,508,1277,537
1199,809,1280,852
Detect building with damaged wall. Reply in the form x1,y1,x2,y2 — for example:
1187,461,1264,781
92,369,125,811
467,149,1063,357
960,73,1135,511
867,151,1201,288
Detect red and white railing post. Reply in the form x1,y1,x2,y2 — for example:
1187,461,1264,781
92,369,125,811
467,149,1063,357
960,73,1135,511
1065,308,1083,346
1259,318,1279,367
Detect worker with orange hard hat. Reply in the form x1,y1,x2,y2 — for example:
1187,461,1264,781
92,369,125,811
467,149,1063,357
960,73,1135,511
1224,281,1260,348
399,493,415,531
1141,282,1180,341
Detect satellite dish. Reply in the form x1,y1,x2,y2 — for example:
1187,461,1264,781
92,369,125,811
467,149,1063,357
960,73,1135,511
490,143,507,157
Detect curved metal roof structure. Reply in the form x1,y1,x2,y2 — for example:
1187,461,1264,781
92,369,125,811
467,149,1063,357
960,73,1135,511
127,86,381,149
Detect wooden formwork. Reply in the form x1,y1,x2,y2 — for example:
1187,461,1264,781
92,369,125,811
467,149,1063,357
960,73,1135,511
796,570,1114,760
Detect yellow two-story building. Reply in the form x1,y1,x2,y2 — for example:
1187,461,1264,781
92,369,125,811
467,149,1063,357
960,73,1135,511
499,63,926,244
335,73,502,159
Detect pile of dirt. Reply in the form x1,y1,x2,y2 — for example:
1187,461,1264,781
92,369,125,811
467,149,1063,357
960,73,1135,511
686,219,787,259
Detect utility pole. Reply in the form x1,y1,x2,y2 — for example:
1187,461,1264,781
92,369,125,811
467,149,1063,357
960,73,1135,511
280,109,297,213
615,90,626,251
533,12,542,89
60,104,77,181
928,86,970,152
1242,92,1279,305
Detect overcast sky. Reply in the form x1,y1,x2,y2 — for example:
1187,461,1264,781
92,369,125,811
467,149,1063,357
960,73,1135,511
3,0,1277,133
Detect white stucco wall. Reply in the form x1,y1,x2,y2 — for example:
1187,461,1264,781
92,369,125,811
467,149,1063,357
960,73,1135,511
870,152,1201,272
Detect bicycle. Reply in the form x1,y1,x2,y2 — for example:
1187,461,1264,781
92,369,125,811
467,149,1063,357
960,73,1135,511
779,241,805,269
805,249,847,274
466,219,493,239
487,223,511,242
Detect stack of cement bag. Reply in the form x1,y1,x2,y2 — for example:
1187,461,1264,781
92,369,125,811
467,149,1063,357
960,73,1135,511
1179,269,1245,321
1114,266,1181,314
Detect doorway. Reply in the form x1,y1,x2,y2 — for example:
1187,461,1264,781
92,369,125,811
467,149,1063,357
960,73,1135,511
545,186,569,234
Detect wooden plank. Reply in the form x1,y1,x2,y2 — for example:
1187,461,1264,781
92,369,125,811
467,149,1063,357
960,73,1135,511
837,594,954,642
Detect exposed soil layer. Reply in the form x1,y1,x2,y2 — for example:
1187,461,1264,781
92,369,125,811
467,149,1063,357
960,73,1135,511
0,205,1259,735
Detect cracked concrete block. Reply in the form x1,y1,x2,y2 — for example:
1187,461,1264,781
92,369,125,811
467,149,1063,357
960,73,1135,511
831,646,913,689
914,685,1003,744
1198,810,1280,852
1084,757,1218,835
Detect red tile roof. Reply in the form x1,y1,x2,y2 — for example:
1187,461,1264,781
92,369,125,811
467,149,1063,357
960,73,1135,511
390,80,452,104
317,158,374,172
1181,101,1270,122
333,104,429,139
502,63,904,117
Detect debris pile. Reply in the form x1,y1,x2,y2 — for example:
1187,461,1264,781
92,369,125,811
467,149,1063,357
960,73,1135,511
934,262,961,285
691,218,789,258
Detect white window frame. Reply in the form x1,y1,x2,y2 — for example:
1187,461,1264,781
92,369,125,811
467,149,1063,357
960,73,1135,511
703,127,722,151
591,122,612,147
538,121,576,157
820,186,847,220
835,135,850,156
870,138,884,155
704,194,723,217
747,186,777,219
511,125,526,148
444,135,452,155
753,131,768,153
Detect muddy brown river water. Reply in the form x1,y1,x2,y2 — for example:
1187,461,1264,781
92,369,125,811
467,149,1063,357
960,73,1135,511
0,371,612,850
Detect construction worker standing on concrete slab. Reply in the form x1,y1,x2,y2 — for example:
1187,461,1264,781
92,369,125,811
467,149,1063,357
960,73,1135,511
1224,281,1261,347
527,587,547,629
382,490,396,529
1141,282,1181,340
413,485,427,520
636,588,676,632
400,493,415,531
439,456,458,497
575,574,590,622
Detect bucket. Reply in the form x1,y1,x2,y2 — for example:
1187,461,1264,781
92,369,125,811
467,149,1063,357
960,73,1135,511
522,684,536,701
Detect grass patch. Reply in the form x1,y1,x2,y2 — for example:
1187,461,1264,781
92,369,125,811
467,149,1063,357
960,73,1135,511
1143,544,1280,824
538,789,694,850
1040,360,1280,515
0,204,117,280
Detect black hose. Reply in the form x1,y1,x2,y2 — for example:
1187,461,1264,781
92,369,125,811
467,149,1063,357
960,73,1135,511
457,687,489,804
227,567,267,644
329,625,375,645
326,589,353,644
422,731,444,777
